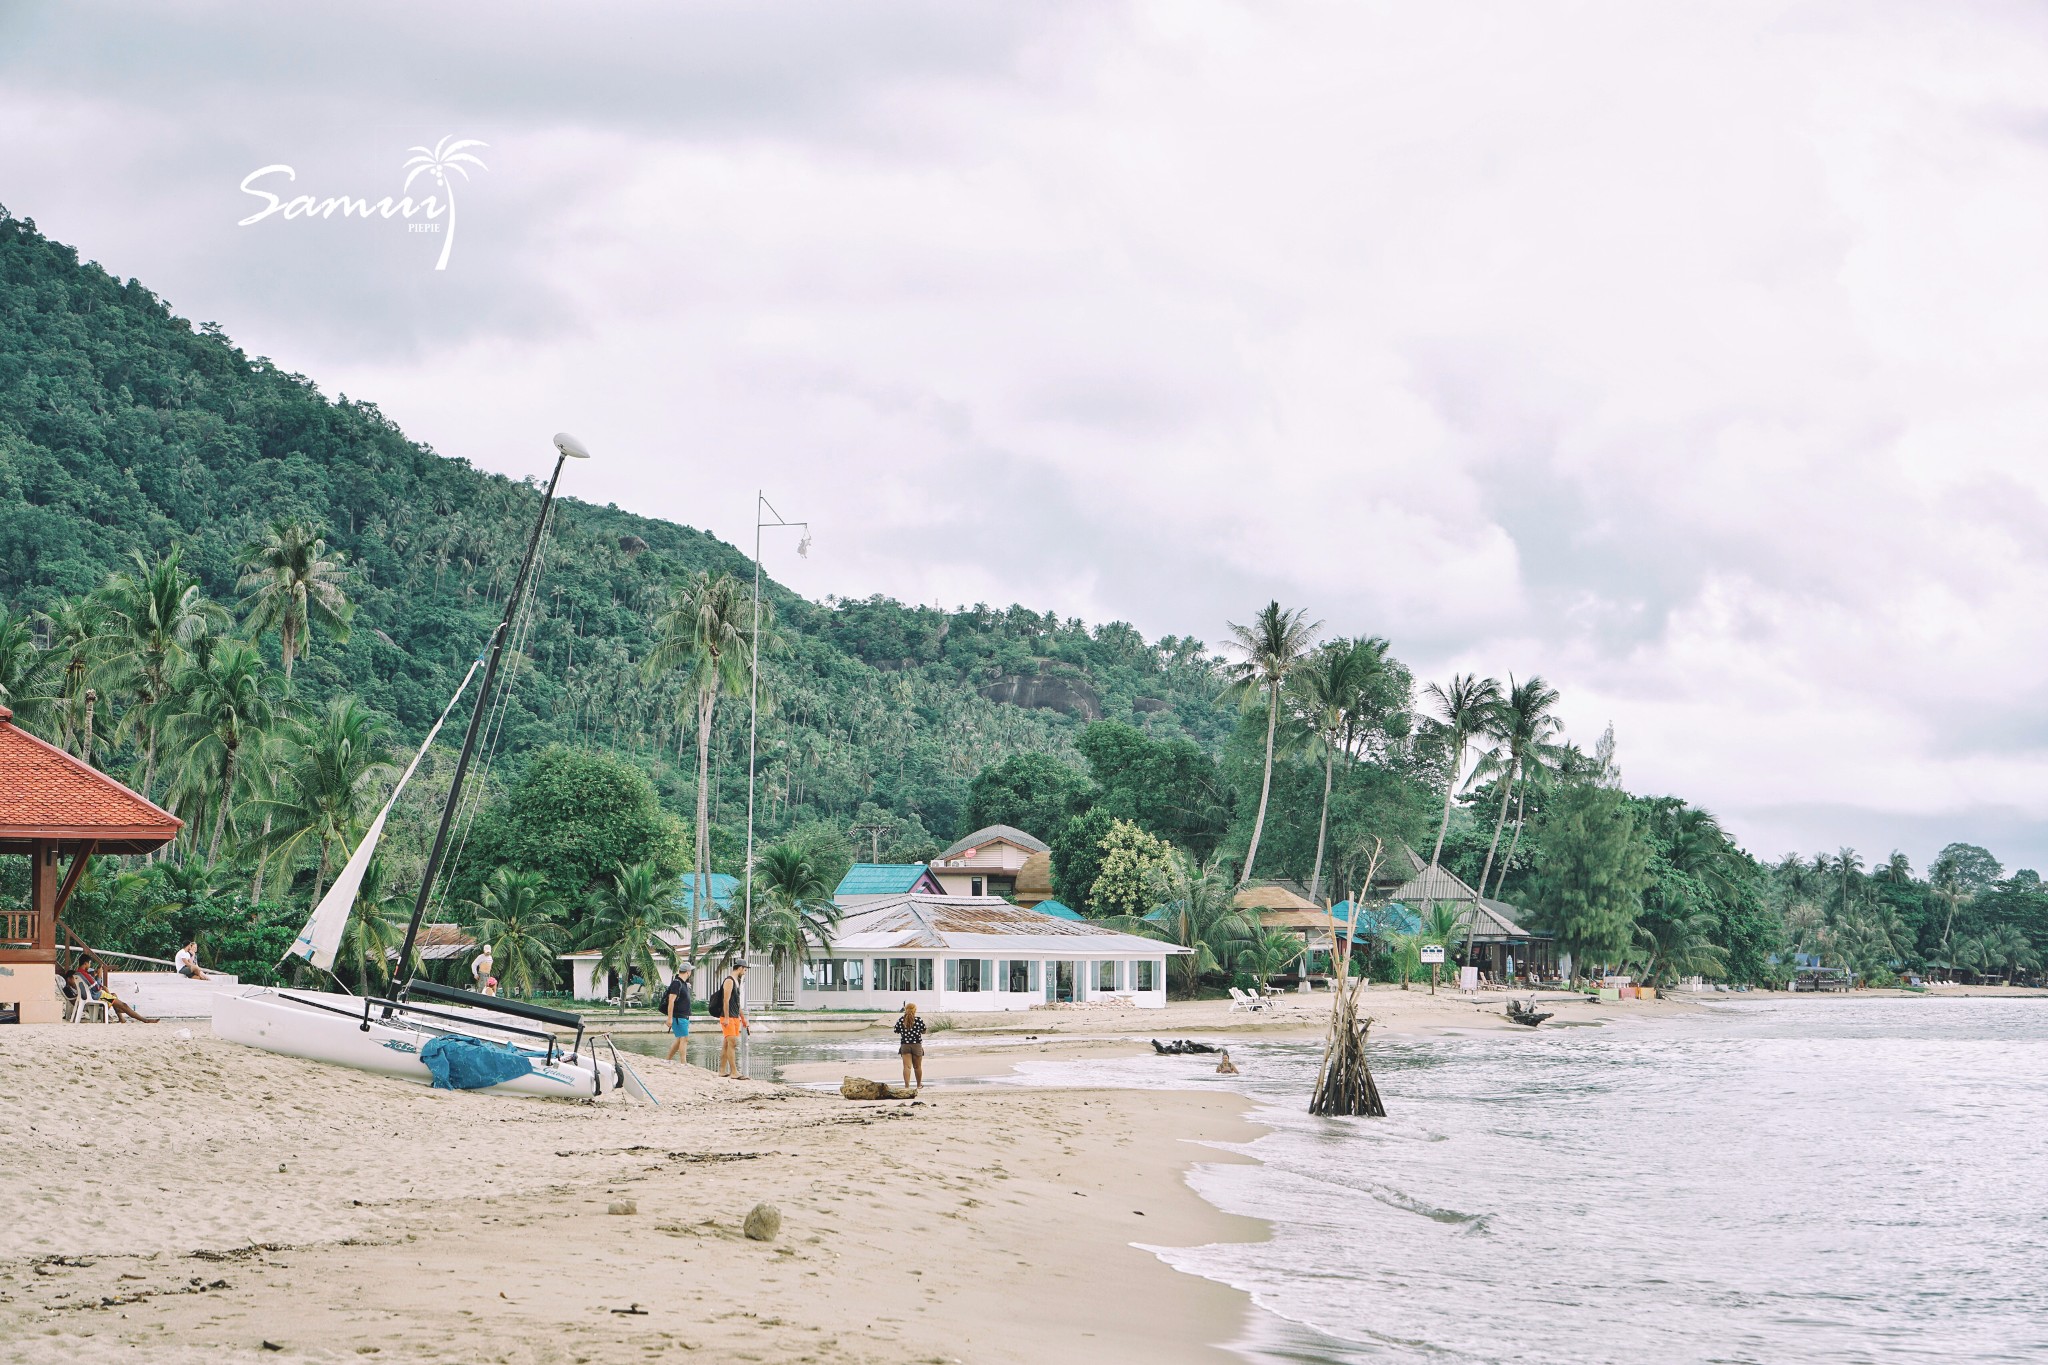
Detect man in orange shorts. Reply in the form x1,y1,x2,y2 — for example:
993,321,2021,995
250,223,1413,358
712,964,749,1079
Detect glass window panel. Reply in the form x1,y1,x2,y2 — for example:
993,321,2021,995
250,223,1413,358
918,958,934,991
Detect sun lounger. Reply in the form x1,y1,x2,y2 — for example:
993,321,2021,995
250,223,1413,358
1228,987,1269,1013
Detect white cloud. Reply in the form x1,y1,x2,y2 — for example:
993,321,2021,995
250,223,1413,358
6,0,2048,868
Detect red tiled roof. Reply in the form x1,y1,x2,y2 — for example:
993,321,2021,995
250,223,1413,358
0,706,182,852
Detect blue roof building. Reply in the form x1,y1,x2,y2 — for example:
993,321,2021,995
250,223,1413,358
835,862,945,904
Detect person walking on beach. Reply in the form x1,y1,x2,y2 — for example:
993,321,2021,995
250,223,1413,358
661,968,693,1064
894,1001,926,1092
471,943,495,996
710,964,749,1079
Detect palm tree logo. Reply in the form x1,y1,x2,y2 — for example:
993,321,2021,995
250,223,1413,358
402,136,488,271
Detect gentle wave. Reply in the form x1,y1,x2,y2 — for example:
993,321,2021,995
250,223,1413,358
1008,997,2048,1365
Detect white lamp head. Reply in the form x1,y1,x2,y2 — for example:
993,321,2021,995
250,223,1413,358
553,431,592,460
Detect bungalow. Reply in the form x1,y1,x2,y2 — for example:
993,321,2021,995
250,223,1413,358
794,893,1183,1011
1374,847,1557,981
928,825,1051,904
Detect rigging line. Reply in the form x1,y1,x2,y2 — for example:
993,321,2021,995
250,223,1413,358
435,499,557,910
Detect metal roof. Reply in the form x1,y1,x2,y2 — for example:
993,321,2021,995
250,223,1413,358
828,894,1186,955
835,863,941,897
1032,899,1083,921
936,824,1050,859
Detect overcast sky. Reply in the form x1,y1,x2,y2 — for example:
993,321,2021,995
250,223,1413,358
5,0,2046,871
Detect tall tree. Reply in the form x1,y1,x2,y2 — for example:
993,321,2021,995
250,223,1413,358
581,859,682,1011
1221,601,1321,886
1421,673,1503,872
1289,638,1393,902
744,840,843,994
0,603,49,729
1528,780,1653,977
39,594,111,755
1106,855,1253,997
163,638,282,863
237,518,354,679
102,548,220,804
467,868,566,999
1464,675,1561,957
260,697,397,906
644,570,756,959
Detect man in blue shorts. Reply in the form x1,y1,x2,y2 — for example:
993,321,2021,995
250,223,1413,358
661,968,693,1064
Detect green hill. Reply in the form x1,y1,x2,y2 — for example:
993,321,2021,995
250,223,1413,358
0,206,1231,865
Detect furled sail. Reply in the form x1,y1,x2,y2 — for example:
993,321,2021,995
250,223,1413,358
286,659,482,973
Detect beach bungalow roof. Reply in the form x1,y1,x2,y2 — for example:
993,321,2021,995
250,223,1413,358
835,863,943,898
0,706,182,855
826,894,1187,956
1329,900,1422,936
389,923,478,962
1234,880,1329,930
1031,899,1083,921
936,824,1049,859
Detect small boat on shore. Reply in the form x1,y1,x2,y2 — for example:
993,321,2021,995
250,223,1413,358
214,434,650,1104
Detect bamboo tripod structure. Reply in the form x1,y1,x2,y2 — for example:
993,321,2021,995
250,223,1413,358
1309,837,1388,1118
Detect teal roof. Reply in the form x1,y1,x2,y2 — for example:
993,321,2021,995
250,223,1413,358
1333,900,1420,935
1032,900,1083,921
673,874,739,921
835,863,934,897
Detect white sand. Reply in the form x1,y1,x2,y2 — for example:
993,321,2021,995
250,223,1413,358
0,1025,1265,1364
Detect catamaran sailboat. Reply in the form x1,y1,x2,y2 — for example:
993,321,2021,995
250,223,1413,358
213,433,653,1103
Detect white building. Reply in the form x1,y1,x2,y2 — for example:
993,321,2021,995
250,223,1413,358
794,894,1182,1011
560,893,1182,1012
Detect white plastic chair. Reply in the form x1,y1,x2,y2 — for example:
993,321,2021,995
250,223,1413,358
1228,987,1268,1013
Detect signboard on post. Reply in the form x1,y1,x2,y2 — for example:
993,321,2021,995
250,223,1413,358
1420,944,1445,964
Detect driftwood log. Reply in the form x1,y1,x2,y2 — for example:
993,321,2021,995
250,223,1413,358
840,1076,919,1100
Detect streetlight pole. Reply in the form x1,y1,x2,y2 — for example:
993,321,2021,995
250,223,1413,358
744,491,807,1005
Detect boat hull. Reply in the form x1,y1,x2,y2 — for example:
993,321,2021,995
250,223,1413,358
213,989,608,1099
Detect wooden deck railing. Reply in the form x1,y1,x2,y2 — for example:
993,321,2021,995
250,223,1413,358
1,907,37,949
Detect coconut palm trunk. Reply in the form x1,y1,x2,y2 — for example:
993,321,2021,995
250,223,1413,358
1492,780,1529,899
692,688,716,960
1240,685,1281,886
206,745,237,865
1463,760,1518,961
1308,742,1335,902
1428,736,1462,871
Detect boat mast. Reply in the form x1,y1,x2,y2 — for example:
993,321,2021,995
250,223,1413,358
391,433,589,995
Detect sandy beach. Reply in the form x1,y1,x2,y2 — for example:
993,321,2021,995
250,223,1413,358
0,1021,1266,1365
8,985,2036,1364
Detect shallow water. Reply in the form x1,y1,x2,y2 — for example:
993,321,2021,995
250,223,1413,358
1006,997,2048,1364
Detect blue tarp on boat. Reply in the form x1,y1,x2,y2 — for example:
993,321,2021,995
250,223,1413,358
420,1034,536,1090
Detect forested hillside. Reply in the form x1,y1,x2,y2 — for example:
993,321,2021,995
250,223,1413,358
3,206,2042,995
0,207,1227,865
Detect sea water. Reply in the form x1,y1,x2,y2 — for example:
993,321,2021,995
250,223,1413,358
1007,996,2048,1364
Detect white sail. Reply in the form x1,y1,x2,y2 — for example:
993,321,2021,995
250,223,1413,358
286,660,482,972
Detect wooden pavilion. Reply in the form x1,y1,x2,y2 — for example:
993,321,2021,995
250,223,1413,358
0,705,181,1023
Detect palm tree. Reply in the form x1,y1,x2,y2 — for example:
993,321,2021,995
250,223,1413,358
581,859,682,1012
103,548,221,803
237,519,354,679
1929,849,1970,956
467,868,566,999
0,604,50,731
1235,928,1305,989
1635,907,1728,986
1421,673,1503,871
259,697,397,906
744,842,843,1000
1103,855,1254,997
643,570,756,959
401,136,489,271
1289,638,1392,901
340,858,410,993
162,639,281,863
40,594,111,755
1221,601,1321,886
1464,675,1561,960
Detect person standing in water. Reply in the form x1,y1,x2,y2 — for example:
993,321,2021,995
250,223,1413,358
894,1001,926,1092
660,968,693,1064
710,964,749,1079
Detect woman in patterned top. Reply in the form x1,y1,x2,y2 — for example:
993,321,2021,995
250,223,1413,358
894,1001,926,1091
